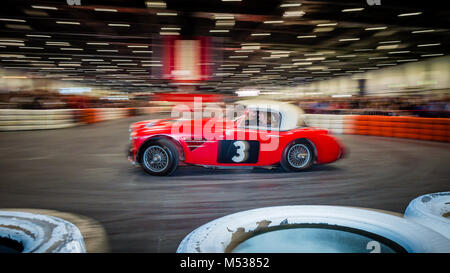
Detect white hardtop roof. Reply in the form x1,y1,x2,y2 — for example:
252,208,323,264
236,99,305,130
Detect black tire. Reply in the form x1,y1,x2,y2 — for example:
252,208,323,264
280,139,315,172
139,139,179,176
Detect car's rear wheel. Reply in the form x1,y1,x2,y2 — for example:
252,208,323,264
281,139,315,172
140,139,178,176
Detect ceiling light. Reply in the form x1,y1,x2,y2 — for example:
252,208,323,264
160,32,180,35
280,3,302,7
304,53,323,56
342,8,364,12
46,42,71,46
0,18,26,22
336,55,356,58
94,8,118,12
214,15,234,20
411,29,435,34
365,27,387,31
317,23,337,27
306,57,325,61
0,39,25,43
145,1,167,8
297,35,316,38
32,5,57,10
87,42,110,45
339,38,360,42
20,47,43,49
156,12,177,16
263,20,284,24
388,51,410,54
60,48,83,51
251,33,271,36
108,24,130,27
161,27,181,31
379,40,401,44
2,76,28,79
26,34,51,38
49,57,72,60
216,20,235,26
421,53,444,57
398,12,422,17
56,21,80,25
283,11,305,17
294,62,312,66
397,59,418,62
377,45,399,50
313,27,334,33
417,43,440,47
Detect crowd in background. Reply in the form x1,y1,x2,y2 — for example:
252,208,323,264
0,91,149,110
296,96,450,118
0,90,449,118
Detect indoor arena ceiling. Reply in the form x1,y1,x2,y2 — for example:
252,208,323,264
0,0,449,93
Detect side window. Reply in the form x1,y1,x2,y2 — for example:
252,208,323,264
241,109,281,130
269,111,281,129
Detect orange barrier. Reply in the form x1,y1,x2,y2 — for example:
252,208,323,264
76,109,99,124
346,115,450,142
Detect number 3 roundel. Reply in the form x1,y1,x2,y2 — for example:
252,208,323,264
218,140,259,164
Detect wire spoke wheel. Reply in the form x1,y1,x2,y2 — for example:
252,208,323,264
287,144,311,168
143,145,169,173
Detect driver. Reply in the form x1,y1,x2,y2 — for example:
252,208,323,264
258,111,268,127
245,109,258,126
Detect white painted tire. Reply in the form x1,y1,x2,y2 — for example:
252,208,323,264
0,211,86,253
177,206,450,253
404,192,450,239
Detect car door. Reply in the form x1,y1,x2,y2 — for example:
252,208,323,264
217,108,281,166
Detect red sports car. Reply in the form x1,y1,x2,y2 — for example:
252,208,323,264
128,100,345,176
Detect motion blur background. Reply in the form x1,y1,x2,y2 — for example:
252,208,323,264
0,0,449,252
0,0,448,116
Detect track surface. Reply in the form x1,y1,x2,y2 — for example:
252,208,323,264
0,115,449,252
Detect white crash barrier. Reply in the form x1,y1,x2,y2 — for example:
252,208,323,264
404,192,450,239
0,109,78,131
0,211,86,253
177,206,450,253
304,114,352,134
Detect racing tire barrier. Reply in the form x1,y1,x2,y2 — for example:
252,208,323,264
404,192,450,239
177,206,450,253
0,210,86,253
346,115,450,142
304,114,449,142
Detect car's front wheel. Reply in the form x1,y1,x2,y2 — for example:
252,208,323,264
280,139,315,172
140,139,178,176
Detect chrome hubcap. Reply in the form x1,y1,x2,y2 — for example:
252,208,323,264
143,145,169,172
287,144,311,168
